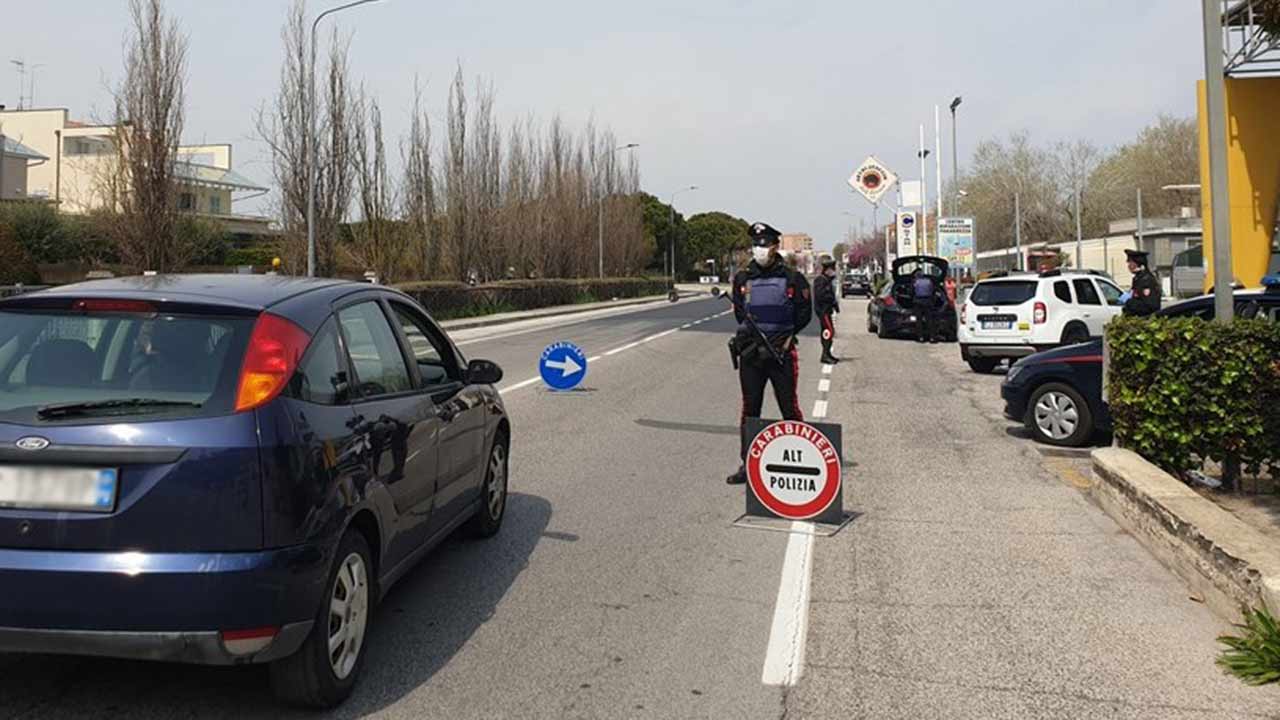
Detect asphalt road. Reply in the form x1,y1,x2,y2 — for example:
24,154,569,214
3,294,1278,719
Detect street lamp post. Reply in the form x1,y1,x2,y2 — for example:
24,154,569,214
949,96,962,211
1201,0,1233,323
307,0,382,278
668,186,698,284
596,143,639,278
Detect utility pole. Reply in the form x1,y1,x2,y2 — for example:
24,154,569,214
918,125,929,255
1014,193,1023,271
934,104,944,226
1202,0,1234,323
596,143,639,278
1075,188,1083,269
1136,187,1145,257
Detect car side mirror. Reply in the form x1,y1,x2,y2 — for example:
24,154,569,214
466,359,504,386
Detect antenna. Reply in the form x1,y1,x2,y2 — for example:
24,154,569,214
9,59,25,110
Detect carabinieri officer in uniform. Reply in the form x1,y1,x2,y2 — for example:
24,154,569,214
1121,248,1162,317
727,222,813,485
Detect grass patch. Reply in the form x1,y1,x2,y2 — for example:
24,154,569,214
1218,606,1280,685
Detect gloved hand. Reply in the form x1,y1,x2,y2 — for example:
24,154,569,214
1119,291,1133,304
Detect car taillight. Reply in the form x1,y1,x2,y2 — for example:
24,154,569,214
1034,301,1047,325
960,304,967,324
883,296,896,307
220,627,279,656
235,313,311,412
72,299,156,313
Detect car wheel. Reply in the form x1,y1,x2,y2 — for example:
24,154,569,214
270,530,373,709
876,318,890,339
967,357,999,374
1026,382,1093,447
466,432,509,539
1061,323,1090,345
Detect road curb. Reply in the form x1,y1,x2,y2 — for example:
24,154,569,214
439,294,679,332
1088,447,1280,620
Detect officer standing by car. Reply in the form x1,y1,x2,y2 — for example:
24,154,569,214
813,255,840,365
913,269,937,342
726,222,813,485
1121,249,1162,317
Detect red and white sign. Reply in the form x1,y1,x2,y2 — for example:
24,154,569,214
746,421,842,520
848,156,898,205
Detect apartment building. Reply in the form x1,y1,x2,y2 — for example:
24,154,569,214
0,107,270,235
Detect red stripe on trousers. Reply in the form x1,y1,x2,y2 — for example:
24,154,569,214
791,347,804,420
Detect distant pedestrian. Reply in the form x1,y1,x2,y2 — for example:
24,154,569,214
812,255,840,365
1121,249,1161,317
912,270,936,342
944,275,958,306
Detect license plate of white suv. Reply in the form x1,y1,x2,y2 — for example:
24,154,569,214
982,320,1013,330
0,466,118,513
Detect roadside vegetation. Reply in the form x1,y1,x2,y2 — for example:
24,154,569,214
1218,607,1280,686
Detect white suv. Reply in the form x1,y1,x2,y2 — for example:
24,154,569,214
959,270,1125,373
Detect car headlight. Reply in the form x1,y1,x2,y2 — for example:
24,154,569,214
1005,364,1025,383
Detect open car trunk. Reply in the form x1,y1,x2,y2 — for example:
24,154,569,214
892,255,951,309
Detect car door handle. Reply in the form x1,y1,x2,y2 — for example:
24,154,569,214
436,406,458,423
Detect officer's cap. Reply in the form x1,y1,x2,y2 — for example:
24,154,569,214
749,222,782,247
1124,249,1150,266
820,255,837,268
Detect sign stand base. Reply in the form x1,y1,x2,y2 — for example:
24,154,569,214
731,511,859,538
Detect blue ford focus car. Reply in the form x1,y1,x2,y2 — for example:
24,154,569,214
0,275,510,707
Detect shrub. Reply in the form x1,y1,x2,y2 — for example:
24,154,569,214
1218,606,1280,686
0,203,78,263
396,278,670,318
0,223,42,285
1106,316,1280,476
225,245,281,267
177,216,232,265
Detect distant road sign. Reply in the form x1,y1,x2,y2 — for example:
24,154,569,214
539,342,588,391
848,156,898,205
896,211,918,257
746,421,842,521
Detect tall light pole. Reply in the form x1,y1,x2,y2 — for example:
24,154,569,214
949,96,962,211
596,143,639,278
668,185,698,284
1201,0,1233,322
307,0,382,278
917,126,930,254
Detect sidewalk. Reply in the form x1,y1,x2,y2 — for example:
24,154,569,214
785,304,1280,719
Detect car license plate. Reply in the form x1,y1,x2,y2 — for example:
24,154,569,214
0,466,118,513
981,320,1013,330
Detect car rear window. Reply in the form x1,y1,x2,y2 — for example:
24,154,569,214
969,281,1037,306
0,310,254,423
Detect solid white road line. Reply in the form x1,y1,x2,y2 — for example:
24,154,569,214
500,376,542,393
822,364,833,375
818,379,831,393
762,521,816,687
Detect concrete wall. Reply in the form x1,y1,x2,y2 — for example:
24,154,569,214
0,155,30,198
0,109,67,202
1198,77,1280,289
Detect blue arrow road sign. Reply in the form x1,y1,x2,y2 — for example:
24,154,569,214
539,342,588,391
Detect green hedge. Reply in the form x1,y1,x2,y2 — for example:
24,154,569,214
1107,316,1280,475
395,278,670,319
225,246,280,267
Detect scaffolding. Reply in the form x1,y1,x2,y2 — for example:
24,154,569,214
1223,0,1280,75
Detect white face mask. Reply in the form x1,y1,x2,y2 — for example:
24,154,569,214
753,247,774,266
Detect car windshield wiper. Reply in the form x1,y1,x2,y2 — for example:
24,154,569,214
37,398,203,419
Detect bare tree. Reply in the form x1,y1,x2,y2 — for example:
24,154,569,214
111,0,189,271
256,0,357,276
402,78,436,277
349,96,410,282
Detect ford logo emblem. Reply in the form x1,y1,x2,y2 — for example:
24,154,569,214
15,437,50,451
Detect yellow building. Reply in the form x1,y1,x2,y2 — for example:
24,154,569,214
0,108,270,235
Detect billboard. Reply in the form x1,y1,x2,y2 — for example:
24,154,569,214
937,217,976,273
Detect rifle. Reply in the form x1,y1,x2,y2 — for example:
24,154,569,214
713,287,787,368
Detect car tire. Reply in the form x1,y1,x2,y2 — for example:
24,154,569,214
270,530,374,709
1061,323,1090,345
967,357,1000,374
876,318,890,339
465,431,509,539
1025,382,1093,447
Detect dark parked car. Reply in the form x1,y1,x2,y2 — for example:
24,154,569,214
0,275,510,708
1001,281,1280,446
841,271,871,298
866,255,957,341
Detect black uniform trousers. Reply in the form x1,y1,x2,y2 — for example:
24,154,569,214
818,312,835,358
738,346,804,460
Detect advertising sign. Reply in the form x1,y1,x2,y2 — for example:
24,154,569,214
896,211,918,257
937,217,976,273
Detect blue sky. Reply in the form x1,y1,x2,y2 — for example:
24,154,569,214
8,1,1204,251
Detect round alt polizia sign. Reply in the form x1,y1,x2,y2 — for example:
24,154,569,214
746,421,842,520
